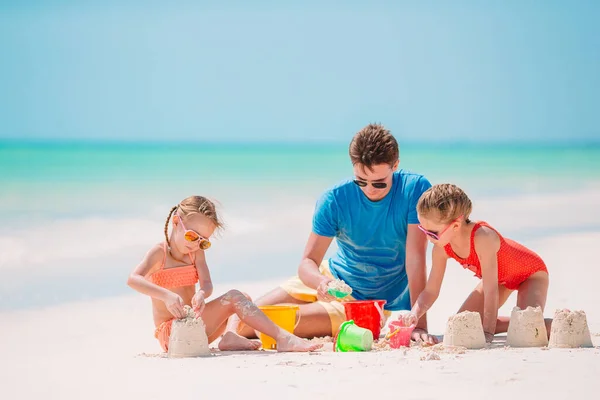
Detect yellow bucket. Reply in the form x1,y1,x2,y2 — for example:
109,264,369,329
258,305,300,350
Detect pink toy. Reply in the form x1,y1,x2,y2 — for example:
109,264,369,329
387,319,415,348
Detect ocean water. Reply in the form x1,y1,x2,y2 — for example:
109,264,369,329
1,140,600,310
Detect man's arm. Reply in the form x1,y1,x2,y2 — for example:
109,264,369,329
298,232,335,300
405,224,429,331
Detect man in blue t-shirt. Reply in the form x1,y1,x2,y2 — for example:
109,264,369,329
233,124,435,344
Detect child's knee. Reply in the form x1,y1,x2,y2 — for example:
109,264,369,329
240,291,252,301
222,289,249,305
220,290,244,309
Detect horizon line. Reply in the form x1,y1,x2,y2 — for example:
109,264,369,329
1,137,600,148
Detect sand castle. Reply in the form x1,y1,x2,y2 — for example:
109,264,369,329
548,309,593,348
443,311,486,349
506,306,548,347
167,305,210,358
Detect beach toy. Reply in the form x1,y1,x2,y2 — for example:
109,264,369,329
548,309,593,348
506,306,548,348
386,319,416,348
443,311,486,349
342,300,387,340
327,279,352,299
328,288,350,299
258,305,300,350
334,320,374,352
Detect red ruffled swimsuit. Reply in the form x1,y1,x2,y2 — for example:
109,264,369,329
444,222,548,290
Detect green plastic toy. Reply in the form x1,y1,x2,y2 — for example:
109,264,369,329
334,320,373,352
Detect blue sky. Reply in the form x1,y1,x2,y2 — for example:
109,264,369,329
1,1,598,143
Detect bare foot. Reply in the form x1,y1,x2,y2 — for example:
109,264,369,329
218,331,262,351
276,332,322,352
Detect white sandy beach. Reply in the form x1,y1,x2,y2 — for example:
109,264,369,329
1,231,599,400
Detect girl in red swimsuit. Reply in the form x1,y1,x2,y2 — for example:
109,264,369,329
402,184,549,343
127,195,320,353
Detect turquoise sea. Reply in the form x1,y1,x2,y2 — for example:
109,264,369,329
1,140,600,310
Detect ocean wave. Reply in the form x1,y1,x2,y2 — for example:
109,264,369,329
2,187,598,273
0,210,288,271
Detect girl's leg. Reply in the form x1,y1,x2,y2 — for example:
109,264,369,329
516,271,549,310
516,271,551,335
227,287,311,339
457,281,514,333
201,294,259,350
202,289,321,352
236,302,333,339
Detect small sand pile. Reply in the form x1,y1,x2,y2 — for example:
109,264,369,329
327,279,352,296
427,343,466,354
372,339,392,352
506,306,548,348
548,309,593,348
443,311,486,349
168,305,210,358
308,336,334,345
420,352,441,361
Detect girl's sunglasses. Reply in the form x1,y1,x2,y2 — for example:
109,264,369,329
177,213,211,250
418,215,463,241
353,180,388,189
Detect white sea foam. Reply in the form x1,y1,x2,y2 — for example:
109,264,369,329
0,202,314,273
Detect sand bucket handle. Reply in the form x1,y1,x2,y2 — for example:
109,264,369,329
374,301,385,328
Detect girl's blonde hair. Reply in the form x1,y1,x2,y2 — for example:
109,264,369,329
417,183,472,224
163,196,224,246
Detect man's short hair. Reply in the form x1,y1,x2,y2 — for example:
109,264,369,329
349,123,399,170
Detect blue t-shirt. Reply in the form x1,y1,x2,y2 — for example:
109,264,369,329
313,170,431,311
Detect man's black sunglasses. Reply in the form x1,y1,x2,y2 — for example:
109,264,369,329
353,180,388,189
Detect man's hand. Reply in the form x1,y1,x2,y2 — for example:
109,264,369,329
411,327,438,345
316,279,336,302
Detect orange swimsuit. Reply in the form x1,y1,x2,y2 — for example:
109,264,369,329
148,243,198,352
444,221,548,290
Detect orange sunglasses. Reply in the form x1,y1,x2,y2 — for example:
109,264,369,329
177,212,211,250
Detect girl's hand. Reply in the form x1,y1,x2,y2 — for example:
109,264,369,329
164,292,185,319
412,328,438,345
192,291,206,317
402,312,418,327
484,332,495,344
316,278,336,302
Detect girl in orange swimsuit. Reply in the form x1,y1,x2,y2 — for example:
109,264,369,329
401,184,549,343
127,195,320,353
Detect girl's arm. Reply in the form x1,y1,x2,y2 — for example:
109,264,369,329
474,227,501,341
411,245,448,320
405,224,429,331
194,249,213,298
126,244,186,318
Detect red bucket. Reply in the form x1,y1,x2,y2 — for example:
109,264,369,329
342,300,387,340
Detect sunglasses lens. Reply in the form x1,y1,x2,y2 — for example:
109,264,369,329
184,231,200,242
353,180,367,187
372,182,387,189
199,240,211,250
418,226,438,240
